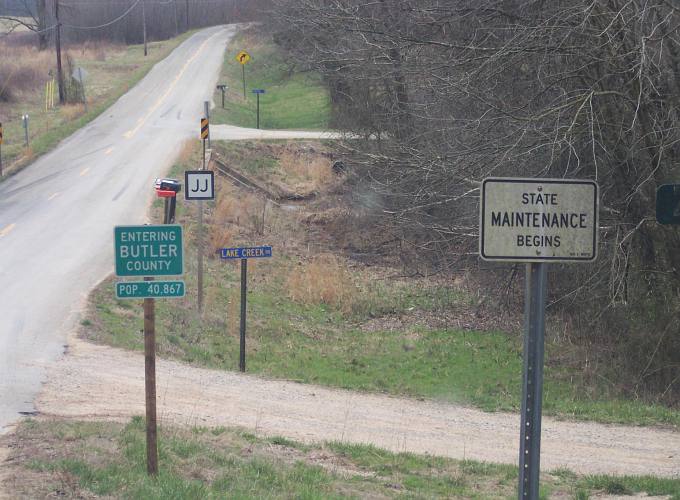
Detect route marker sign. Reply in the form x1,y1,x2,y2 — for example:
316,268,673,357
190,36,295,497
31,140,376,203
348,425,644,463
116,280,185,299
185,170,214,200
114,225,183,277
480,178,598,262
656,184,680,225
220,246,273,259
236,50,250,64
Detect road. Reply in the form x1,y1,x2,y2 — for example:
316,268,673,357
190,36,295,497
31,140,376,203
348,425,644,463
0,25,237,432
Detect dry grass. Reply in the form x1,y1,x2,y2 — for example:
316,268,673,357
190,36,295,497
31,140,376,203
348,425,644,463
286,254,358,312
178,140,197,164
278,149,331,194
60,103,85,120
209,178,270,252
72,40,125,62
0,43,54,102
0,39,124,103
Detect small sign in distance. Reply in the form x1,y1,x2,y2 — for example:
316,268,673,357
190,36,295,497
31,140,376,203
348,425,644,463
236,50,251,65
220,246,272,260
185,170,215,200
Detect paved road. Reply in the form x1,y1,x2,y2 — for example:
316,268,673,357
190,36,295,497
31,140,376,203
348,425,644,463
0,25,237,432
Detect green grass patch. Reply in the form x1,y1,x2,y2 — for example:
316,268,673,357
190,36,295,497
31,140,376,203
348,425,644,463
210,27,330,130
8,418,679,499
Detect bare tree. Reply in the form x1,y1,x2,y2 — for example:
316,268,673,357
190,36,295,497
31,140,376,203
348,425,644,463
272,0,680,401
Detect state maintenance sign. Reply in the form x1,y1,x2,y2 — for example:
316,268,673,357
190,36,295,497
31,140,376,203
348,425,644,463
480,178,598,262
114,225,183,277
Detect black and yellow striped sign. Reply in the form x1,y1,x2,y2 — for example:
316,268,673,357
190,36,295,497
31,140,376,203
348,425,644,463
200,118,209,140
0,122,3,145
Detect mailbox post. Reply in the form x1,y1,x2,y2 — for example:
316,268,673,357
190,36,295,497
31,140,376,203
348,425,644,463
217,84,228,108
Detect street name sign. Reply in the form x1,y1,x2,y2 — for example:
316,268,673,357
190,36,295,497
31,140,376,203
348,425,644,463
656,184,680,225
220,246,272,260
252,89,266,94
185,170,215,200
116,280,185,299
114,225,184,276
480,178,598,262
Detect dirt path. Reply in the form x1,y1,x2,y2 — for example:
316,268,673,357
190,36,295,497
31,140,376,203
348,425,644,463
34,336,679,478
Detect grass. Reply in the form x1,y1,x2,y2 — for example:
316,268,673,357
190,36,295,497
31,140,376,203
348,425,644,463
209,26,330,130
5,418,680,499
81,139,680,428
0,31,194,176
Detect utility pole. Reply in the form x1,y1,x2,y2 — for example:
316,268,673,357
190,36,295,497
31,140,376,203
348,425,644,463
54,0,65,104
185,0,189,30
142,0,148,57
173,0,179,36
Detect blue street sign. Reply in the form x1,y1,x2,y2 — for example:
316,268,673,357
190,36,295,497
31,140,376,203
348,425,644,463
252,89,266,94
220,246,272,259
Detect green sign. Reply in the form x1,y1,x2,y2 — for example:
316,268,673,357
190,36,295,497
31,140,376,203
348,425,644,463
114,225,183,277
656,184,680,225
116,280,185,299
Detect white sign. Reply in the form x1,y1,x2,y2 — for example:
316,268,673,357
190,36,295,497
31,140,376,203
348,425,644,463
184,170,215,200
72,67,88,83
480,178,598,262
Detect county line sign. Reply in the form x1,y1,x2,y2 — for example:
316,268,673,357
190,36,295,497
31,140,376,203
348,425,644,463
480,178,598,262
114,225,184,276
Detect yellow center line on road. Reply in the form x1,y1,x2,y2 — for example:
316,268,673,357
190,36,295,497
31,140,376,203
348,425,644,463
104,148,114,155
80,167,90,177
0,223,16,237
123,31,223,140
47,192,60,201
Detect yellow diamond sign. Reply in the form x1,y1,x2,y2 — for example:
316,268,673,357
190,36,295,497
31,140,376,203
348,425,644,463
236,50,251,65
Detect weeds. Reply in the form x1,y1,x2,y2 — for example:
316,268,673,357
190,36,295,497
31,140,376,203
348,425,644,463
9,418,678,499
286,254,358,313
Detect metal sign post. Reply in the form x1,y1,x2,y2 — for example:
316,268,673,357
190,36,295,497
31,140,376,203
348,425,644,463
236,50,250,99
220,246,273,371
252,89,265,129
240,258,247,372
22,115,29,148
197,119,210,312
479,177,598,499
518,262,547,498
217,84,228,108
0,122,3,177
